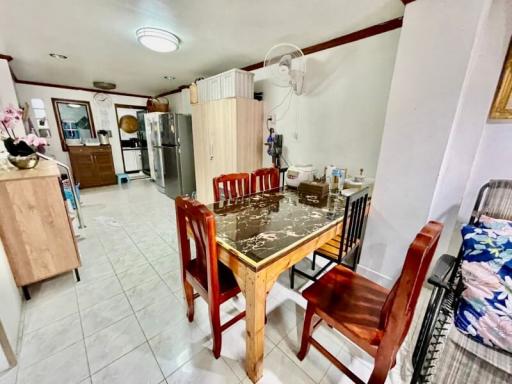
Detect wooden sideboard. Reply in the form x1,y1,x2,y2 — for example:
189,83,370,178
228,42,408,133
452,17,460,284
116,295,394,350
0,160,81,299
68,145,116,188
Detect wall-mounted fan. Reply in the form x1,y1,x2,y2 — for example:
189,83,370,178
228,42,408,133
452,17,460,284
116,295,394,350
264,43,306,95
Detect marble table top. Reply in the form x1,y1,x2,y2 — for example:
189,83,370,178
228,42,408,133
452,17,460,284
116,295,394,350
210,188,345,268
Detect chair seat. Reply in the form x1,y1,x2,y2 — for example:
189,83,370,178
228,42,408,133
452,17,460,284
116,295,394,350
315,236,360,261
186,258,241,302
302,265,389,356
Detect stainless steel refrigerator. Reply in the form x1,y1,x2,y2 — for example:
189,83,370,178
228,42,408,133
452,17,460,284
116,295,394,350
151,113,196,199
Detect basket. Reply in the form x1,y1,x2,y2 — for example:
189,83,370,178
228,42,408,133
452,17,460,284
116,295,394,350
146,97,169,112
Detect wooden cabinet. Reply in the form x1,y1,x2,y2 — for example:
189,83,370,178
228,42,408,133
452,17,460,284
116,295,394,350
68,145,116,188
0,161,80,296
192,98,263,203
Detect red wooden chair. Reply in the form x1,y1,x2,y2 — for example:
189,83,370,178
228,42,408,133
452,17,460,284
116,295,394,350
175,196,245,358
250,167,279,194
297,221,443,384
212,173,250,202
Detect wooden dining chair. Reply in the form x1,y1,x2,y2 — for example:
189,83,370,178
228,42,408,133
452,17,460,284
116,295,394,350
250,167,279,194
175,196,245,358
290,187,370,289
297,221,443,384
212,173,250,202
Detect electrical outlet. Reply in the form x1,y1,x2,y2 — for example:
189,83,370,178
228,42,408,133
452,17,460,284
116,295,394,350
267,113,276,123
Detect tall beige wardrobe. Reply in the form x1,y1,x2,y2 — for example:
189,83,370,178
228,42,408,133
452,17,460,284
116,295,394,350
191,98,263,203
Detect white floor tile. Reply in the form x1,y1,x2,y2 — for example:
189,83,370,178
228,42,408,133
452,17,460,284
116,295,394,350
125,277,173,312
91,343,163,384
0,367,17,384
165,349,239,384
108,251,147,274
25,273,76,304
150,254,180,276
85,315,145,374
135,296,186,339
241,347,315,384
277,323,344,383
81,293,133,336
216,320,276,381
265,298,305,345
23,290,78,333
117,264,159,291
159,270,182,293
149,318,211,377
78,259,115,283
17,341,89,384
19,313,82,368
76,275,123,310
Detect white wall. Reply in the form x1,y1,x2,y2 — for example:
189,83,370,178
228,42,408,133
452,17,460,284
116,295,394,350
252,30,401,177
360,0,512,285
166,30,401,179
459,122,512,220
14,84,147,174
0,58,22,372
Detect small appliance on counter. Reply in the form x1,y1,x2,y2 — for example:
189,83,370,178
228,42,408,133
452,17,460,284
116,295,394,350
285,165,314,188
97,130,110,145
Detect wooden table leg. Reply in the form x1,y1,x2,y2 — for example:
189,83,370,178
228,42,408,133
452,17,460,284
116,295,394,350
244,269,267,383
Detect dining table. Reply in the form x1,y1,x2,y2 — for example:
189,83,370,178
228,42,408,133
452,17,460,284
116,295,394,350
209,187,345,383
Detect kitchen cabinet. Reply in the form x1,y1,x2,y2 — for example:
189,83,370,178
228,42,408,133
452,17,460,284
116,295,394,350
68,145,116,188
0,160,81,299
192,98,263,203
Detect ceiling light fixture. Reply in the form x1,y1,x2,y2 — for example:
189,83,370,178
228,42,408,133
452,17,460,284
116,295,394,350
49,53,68,60
93,81,116,90
136,27,180,53
163,75,176,80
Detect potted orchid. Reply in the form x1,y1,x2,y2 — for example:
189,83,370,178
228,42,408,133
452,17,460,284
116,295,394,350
1,104,47,169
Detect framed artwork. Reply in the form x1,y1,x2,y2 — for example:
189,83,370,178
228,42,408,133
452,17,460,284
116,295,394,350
490,41,512,119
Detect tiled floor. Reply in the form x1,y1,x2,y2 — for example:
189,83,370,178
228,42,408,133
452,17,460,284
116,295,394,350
0,179,405,384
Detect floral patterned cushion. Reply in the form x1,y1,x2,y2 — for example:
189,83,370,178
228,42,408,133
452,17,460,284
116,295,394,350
454,224,512,353
479,215,512,235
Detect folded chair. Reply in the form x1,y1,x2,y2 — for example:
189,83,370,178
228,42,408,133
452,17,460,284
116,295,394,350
412,180,512,383
298,221,443,384
175,196,245,358
290,187,369,289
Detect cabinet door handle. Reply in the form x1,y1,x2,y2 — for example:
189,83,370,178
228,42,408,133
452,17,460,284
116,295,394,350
210,142,214,160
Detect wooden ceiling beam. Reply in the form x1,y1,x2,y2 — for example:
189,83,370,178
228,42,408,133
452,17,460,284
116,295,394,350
155,16,404,98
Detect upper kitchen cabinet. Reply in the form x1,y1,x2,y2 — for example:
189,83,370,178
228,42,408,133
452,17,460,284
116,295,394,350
192,98,263,203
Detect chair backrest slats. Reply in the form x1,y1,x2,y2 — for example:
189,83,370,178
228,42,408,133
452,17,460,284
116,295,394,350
338,187,369,263
213,173,250,202
175,196,220,301
250,167,279,194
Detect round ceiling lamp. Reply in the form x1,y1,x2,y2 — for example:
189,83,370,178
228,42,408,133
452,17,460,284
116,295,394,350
136,27,180,53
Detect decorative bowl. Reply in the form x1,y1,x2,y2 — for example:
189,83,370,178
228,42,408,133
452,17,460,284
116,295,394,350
7,154,39,169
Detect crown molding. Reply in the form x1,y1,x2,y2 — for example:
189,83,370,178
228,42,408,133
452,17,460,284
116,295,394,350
156,16,403,98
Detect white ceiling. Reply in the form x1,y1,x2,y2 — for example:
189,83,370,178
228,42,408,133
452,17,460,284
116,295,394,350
0,0,404,96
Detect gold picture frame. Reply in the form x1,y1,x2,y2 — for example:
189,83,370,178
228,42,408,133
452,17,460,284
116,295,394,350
490,41,512,119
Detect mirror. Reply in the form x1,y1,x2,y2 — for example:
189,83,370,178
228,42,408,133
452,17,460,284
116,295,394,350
52,98,96,151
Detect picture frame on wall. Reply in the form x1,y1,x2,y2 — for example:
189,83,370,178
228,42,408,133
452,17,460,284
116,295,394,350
490,40,512,119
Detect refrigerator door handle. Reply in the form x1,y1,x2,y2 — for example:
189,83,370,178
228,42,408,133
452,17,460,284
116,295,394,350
209,142,214,160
